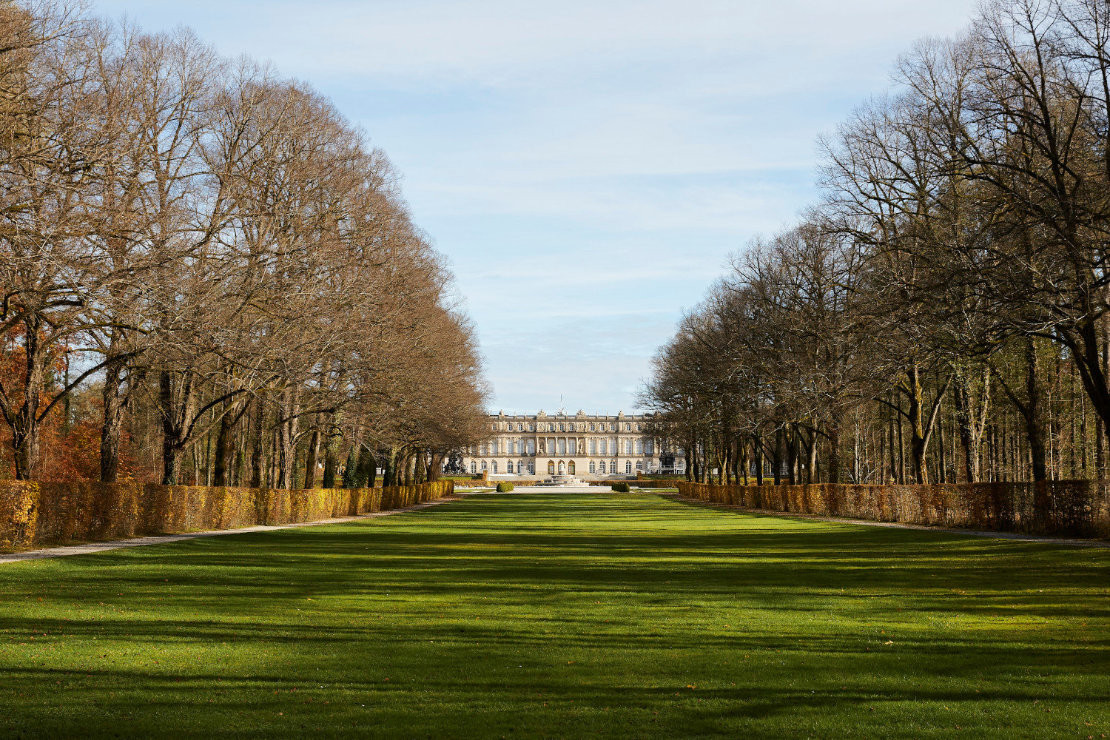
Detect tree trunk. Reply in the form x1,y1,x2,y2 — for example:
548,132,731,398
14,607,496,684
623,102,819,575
212,403,234,486
99,358,131,483
303,424,321,489
5,318,46,481
159,370,193,486
277,387,300,490
249,394,266,488
827,421,842,484
322,435,339,488
1024,339,1049,482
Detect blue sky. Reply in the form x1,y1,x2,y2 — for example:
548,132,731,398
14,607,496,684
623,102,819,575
92,0,981,414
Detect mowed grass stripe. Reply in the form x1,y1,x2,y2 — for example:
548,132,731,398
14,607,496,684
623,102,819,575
0,493,1105,738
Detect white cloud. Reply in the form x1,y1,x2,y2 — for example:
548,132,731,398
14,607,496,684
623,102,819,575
93,0,985,411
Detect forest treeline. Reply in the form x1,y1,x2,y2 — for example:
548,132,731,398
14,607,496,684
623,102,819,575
645,0,1110,486
0,1,488,486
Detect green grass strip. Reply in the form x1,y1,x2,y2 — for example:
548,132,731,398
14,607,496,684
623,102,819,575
0,493,1106,738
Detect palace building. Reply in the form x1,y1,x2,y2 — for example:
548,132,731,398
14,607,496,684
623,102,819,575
459,410,685,479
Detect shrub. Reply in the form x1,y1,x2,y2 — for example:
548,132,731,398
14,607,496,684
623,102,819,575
674,481,1110,538
0,479,456,553
611,482,630,493
496,482,515,493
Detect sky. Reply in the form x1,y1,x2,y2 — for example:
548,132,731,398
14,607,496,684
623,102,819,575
92,0,982,415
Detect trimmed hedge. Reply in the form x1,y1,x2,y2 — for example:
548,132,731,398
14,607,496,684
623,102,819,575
496,482,515,493
0,480,455,553
611,482,631,493
589,479,676,488
675,481,1110,538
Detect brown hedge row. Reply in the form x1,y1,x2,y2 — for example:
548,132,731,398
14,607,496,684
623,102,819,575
588,479,678,488
0,480,455,552
675,481,1110,538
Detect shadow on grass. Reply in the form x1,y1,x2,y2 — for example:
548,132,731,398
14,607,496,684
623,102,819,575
0,493,1106,737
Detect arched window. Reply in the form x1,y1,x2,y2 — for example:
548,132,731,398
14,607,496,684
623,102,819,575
589,461,596,473
568,461,576,475
528,462,535,475
481,460,488,471
491,461,498,473
609,461,617,474
470,461,476,474
548,460,555,475
625,461,632,474
636,461,643,471
507,461,514,474
558,461,566,475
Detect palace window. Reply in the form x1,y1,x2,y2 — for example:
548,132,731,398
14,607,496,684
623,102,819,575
480,444,487,455
626,423,632,431
568,461,576,475
589,461,596,473
609,461,617,474
557,439,566,455
599,439,607,455
636,461,643,472
568,423,575,431
590,439,597,454
470,462,476,474
507,461,514,473
558,461,566,475
491,441,498,455
492,461,498,474
481,460,488,471
588,423,595,431
527,440,535,455
626,461,632,474
548,460,555,475
646,440,654,454
635,439,643,455
626,440,634,455
528,462,535,475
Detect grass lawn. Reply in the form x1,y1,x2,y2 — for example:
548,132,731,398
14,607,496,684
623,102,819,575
0,493,1107,738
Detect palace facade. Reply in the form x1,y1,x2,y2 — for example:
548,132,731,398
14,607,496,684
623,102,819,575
459,410,685,479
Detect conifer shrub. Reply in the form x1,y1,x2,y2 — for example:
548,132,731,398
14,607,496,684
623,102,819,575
496,482,515,492
611,482,630,493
